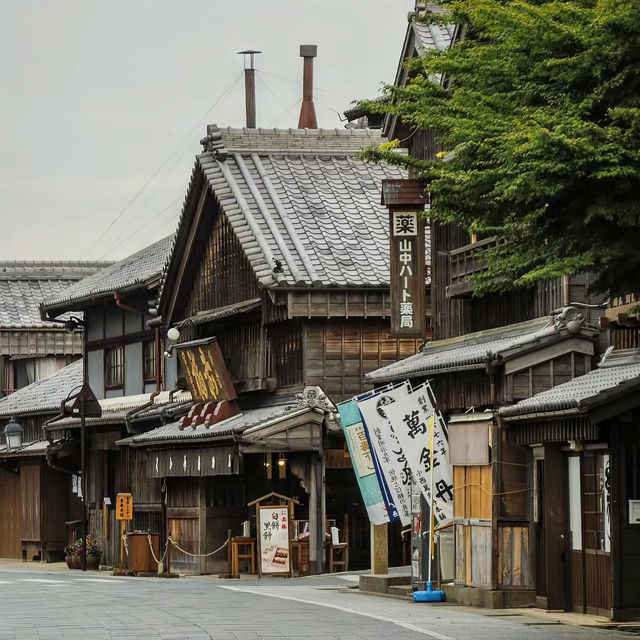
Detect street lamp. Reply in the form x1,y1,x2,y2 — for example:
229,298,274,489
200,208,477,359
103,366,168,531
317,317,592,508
4,417,23,451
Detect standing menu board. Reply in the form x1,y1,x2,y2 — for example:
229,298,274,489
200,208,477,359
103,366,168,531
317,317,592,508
258,506,291,574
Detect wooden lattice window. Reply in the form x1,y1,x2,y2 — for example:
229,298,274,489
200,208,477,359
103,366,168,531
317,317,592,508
143,340,156,383
105,346,124,389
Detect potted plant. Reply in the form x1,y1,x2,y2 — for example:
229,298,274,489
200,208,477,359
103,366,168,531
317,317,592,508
64,543,75,569
86,535,102,570
71,538,82,569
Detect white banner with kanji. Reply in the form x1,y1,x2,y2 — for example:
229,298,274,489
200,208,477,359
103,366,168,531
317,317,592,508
384,382,454,527
356,381,413,526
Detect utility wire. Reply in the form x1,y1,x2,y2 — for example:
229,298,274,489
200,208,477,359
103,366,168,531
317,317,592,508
83,71,244,257
100,196,181,259
267,98,302,128
256,69,353,100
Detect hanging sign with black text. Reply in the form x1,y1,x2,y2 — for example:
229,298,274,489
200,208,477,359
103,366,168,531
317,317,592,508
389,210,426,337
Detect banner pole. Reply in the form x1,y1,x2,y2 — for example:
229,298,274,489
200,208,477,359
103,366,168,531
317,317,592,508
428,416,435,586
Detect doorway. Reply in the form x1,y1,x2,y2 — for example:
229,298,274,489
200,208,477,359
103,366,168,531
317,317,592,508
566,451,612,615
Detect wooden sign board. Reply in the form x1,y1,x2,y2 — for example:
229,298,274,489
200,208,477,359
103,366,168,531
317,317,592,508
178,338,237,403
258,505,291,575
389,210,427,337
115,493,133,521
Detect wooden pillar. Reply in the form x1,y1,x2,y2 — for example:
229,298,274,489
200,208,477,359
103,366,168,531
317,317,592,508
199,479,207,575
543,445,567,610
309,453,325,574
370,523,388,575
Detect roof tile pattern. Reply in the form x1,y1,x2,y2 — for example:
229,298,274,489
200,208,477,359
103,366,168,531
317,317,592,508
0,359,82,417
0,262,107,329
367,318,554,383
161,127,420,301
43,235,174,315
126,402,304,444
499,353,640,418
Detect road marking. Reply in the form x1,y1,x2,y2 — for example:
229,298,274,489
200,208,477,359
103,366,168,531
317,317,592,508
73,578,120,583
0,580,11,584
218,585,454,640
21,578,65,584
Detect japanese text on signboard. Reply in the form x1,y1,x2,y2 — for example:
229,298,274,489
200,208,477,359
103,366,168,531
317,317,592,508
384,384,453,526
389,211,426,337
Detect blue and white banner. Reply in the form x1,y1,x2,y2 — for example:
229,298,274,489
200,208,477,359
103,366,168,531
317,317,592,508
384,382,454,527
356,381,413,526
338,396,394,526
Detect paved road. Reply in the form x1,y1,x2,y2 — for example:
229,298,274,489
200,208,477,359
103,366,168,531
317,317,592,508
0,567,635,640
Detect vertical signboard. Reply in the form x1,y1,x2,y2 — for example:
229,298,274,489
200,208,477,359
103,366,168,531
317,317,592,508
259,506,291,574
389,210,427,337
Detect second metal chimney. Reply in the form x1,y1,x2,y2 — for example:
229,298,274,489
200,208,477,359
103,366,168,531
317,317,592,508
238,49,261,128
297,45,318,129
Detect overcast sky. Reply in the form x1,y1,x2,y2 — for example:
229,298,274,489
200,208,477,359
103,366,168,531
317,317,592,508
0,0,413,262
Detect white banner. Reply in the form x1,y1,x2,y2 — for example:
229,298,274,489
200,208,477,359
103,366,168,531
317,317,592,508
356,382,413,526
384,383,453,527
259,506,291,573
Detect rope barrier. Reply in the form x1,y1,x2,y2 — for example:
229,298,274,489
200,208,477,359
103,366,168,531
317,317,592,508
122,533,129,557
147,533,169,565
167,534,229,558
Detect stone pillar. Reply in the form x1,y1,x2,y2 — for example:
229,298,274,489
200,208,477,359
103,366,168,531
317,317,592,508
370,523,388,575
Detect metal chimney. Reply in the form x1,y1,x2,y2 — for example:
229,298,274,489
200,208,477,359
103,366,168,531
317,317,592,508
297,45,318,129
238,49,261,128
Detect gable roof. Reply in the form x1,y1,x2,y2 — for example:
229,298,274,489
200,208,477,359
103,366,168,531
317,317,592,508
366,315,597,384
499,350,640,420
159,127,418,321
0,261,107,329
0,359,82,417
384,4,458,138
42,235,174,318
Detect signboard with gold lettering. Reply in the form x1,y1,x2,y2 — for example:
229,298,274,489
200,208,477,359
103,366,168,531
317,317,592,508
177,338,237,403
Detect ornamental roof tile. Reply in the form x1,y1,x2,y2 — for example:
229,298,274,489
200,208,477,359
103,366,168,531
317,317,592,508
42,235,174,317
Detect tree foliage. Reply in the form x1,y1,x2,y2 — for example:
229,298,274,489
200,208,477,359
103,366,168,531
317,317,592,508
362,0,640,295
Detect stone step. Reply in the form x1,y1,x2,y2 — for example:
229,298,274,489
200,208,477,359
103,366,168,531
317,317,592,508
387,584,414,598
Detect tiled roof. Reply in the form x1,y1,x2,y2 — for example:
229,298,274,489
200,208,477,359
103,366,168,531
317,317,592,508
123,402,307,445
0,439,49,458
48,390,193,428
0,360,82,417
42,235,174,316
0,261,107,329
499,350,640,419
411,4,456,55
367,317,572,383
159,127,420,311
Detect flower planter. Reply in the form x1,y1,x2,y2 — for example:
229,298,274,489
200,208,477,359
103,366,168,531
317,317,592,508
71,554,82,569
65,555,74,569
86,555,100,571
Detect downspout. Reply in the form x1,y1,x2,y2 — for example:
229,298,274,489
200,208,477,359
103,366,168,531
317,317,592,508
155,327,162,392
124,391,160,435
114,291,146,315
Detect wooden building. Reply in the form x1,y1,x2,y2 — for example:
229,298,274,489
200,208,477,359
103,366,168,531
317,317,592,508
498,348,640,620
131,125,427,574
0,363,83,560
362,0,637,618
0,260,105,396
39,236,186,567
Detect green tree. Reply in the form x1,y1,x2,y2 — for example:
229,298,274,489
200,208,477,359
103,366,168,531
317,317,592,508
362,0,640,295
